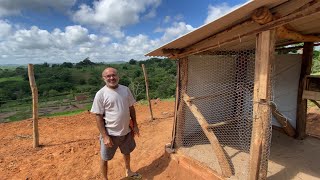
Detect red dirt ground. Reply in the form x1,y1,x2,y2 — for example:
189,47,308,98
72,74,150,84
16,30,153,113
0,100,319,180
0,101,183,180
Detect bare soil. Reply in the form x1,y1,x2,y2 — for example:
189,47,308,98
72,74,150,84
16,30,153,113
0,100,319,180
0,101,181,180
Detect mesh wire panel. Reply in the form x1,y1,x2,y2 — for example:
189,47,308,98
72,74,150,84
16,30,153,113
174,47,273,179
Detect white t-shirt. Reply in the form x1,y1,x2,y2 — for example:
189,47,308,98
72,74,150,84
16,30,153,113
91,85,136,136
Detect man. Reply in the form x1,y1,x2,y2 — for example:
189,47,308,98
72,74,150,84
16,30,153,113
91,67,141,180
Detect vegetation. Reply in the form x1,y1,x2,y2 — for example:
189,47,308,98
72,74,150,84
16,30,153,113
0,57,177,122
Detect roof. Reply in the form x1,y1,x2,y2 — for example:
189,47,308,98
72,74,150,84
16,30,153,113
146,0,320,58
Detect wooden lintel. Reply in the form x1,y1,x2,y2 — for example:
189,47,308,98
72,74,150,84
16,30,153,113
183,93,233,177
270,102,296,137
173,1,320,59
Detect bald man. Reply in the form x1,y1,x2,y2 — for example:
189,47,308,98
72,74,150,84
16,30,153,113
91,67,141,180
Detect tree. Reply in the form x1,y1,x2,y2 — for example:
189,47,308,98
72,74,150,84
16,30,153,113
129,59,137,65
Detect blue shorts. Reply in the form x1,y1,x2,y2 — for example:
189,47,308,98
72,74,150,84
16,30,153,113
100,132,136,161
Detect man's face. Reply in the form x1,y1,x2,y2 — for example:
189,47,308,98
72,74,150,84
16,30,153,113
103,68,119,89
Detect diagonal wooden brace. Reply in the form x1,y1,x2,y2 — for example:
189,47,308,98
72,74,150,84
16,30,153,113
183,93,233,177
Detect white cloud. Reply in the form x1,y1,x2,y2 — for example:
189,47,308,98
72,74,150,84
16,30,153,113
72,0,161,38
204,3,242,24
160,22,194,43
0,0,76,17
0,19,11,39
0,18,194,64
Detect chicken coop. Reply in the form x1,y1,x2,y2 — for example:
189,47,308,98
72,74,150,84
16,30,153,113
146,0,320,179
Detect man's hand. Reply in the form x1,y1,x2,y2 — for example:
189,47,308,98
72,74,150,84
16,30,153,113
103,136,114,147
133,126,140,137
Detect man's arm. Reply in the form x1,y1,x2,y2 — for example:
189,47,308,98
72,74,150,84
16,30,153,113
129,106,139,136
95,114,113,147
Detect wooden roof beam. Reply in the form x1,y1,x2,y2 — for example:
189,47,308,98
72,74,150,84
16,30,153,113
252,6,320,42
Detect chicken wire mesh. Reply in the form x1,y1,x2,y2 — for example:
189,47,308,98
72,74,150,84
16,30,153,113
174,47,273,179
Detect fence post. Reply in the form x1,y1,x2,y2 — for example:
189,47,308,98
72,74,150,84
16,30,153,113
141,64,154,120
28,64,39,148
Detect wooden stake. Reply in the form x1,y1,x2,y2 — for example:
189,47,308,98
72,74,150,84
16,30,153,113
296,42,314,139
183,93,233,177
141,64,154,120
28,64,39,148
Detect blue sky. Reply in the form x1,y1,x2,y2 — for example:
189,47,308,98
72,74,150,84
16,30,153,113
0,0,248,65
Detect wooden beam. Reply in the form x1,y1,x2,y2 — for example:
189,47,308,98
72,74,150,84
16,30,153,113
162,48,183,55
310,100,320,109
270,103,296,137
207,120,237,129
303,90,320,101
296,42,314,139
171,1,320,59
28,64,39,148
183,93,233,177
187,92,228,102
249,30,275,180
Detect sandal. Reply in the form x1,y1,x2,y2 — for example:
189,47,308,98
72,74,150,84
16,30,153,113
126,172,142,180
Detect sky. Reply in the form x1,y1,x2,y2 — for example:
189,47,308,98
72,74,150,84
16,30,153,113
0,0,249,65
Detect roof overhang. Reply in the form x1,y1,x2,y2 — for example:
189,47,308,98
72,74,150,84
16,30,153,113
146,0,320,59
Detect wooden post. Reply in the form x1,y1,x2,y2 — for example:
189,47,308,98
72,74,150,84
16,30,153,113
296,42,314,139
28,64,39,148
249,30,275,180
171,60,180,149
176,57,188,147
141,64,154,120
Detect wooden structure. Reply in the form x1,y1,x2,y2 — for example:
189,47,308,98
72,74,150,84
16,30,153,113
146,0,320,179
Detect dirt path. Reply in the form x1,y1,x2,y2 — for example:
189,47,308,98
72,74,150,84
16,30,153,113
0,101,178,180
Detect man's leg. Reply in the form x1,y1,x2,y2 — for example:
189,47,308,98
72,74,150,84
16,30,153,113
100,159,108,180
123,154,133,176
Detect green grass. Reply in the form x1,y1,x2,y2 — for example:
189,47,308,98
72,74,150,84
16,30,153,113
45,109,87,117
0,76,23,82
137,97,175,105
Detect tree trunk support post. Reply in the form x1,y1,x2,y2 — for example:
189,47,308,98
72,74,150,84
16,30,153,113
141,64,154,121
249,30,275,180
296,42,314,139
183,93,233,178
28,64,39,148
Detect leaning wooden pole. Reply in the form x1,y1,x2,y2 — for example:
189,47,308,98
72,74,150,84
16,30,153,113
28,64,39,148
183,93,233,177
141,64,154,120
